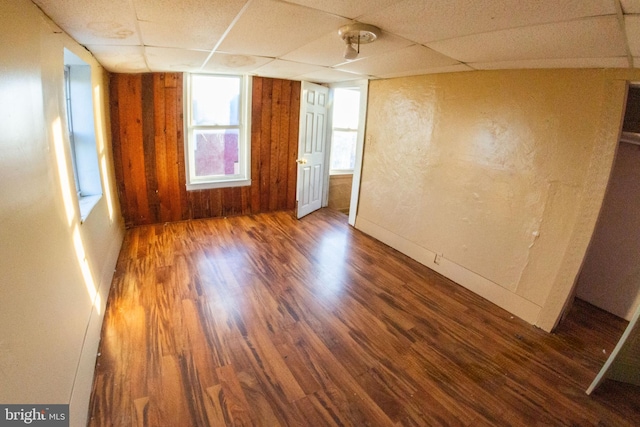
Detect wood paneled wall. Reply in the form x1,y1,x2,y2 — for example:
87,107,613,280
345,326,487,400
110,73,301,227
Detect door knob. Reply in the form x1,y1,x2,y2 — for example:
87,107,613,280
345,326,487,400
296,158,307,164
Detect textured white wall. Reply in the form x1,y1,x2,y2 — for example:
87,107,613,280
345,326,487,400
358,69,638,330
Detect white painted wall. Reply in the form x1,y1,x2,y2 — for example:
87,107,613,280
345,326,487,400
577,141,640,321
0,1,123,425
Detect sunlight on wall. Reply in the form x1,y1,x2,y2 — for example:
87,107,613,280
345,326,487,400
94,84,114,222
52,117,76,226
72,225,101,315
52,115,101,314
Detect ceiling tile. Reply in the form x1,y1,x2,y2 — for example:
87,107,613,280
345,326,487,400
361,0,616,44
295,68,366,84
33,0,141,46
620,0,640,13
137,21,214,51
626,15,640,57
201,52,274,74
470,57,630,70
218,0,349,57
283,0,403,19
281,29,412,67
336,44,460,76
426,16,627,63
134,0,247,49
85,45,149,72
144,47,210,72
252,59,325,79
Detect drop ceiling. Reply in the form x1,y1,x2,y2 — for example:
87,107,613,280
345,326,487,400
32,0,640,83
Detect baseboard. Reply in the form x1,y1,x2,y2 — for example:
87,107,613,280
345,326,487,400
355,217,541,324
69,230,123,427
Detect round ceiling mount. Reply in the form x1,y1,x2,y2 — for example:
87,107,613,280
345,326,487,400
338,23,381,45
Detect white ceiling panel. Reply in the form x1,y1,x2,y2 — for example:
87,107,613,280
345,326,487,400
336,45,460,77
33,0,141,46
427,16,627,64
134,0,247,49
202,52,274,74
252,59,325,79
626,15,640,57
134,0,247,23
138,21,217,51
85,45,149,73
218,0,350,57
361,0,616,44
470,57,630,71
283,0,403,19
282,30,412,67
145,47,210,72
295,68,366,83
620,0,640,13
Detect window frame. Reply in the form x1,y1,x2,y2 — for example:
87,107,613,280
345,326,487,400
329,87,361,175
63,49,103,222
184,73,252,190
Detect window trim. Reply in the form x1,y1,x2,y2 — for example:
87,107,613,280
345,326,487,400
329,87,361,175
184,73,252,191
63,49,103,223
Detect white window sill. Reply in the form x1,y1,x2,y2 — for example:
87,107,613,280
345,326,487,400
186,178,251,191
79,194,102,222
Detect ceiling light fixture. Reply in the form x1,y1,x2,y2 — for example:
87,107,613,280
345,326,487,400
338,23,381,61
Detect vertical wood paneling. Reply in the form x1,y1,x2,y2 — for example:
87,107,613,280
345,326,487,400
269,79,282,211
278,81,293,210
142,74,159,221
110,74,300,227
110,75,126,221
153,74,169,222
251,77,264,212
259,78,273,212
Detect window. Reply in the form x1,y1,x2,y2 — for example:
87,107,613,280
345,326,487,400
329,87,360,174
63,49,102,221
185,74,251,190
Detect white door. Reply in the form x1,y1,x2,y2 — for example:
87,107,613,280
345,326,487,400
297,82,329,219
587,303,640,394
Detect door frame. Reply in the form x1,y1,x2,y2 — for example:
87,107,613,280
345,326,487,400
325,79,369,226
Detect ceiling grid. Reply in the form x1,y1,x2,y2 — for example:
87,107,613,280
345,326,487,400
31,0,640,82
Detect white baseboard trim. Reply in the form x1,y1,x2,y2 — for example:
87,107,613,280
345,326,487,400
69,230,124,427
356,217,541,324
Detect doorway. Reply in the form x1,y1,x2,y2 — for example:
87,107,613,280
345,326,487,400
575,85,640,321
570,83,640,393
325,80,369,226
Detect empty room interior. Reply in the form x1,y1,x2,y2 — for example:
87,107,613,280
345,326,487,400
2,0,640,425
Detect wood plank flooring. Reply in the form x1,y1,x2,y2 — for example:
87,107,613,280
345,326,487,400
88,209,640,426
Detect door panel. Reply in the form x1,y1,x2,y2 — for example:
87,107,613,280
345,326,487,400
587,304,640,393
297,82,328,219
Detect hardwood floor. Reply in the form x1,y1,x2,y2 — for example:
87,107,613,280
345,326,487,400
88,209,640,426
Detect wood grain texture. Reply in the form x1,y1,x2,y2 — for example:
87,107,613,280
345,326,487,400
88,209,640,426
110,74,300,227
